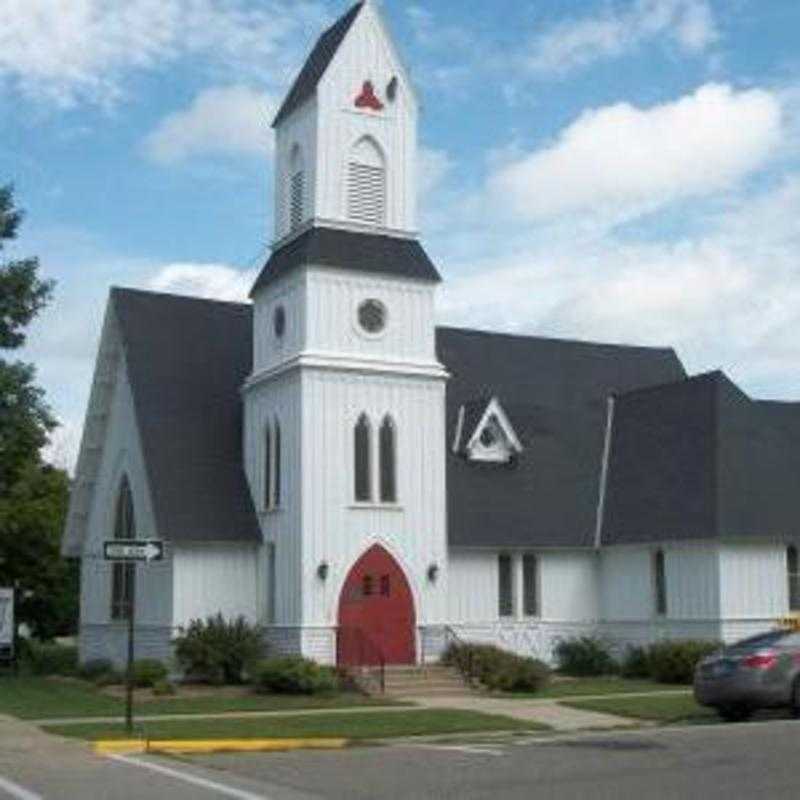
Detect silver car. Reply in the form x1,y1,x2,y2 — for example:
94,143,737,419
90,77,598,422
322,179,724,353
694,628,800,721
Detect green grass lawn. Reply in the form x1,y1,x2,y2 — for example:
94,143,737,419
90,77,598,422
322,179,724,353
560,694,717,725
44,709,548,742
529,677,691,700
0,676,399,720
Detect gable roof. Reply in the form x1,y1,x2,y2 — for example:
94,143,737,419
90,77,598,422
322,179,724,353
437,327,687,549
602,371,800,545
112,288,261,544
272,2,364,127
250,226,441,296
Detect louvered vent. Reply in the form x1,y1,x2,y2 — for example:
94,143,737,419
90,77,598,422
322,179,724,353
348,162,386,226
290,171,304,230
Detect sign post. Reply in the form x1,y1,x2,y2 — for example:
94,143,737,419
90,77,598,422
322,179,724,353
0,587,15,671
103,540,164,734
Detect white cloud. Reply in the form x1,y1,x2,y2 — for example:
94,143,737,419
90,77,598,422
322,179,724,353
0,0,327,107
148,262,257,302
144,86,275,164
526,0,719,76
418,147,454,196
488,84,782,223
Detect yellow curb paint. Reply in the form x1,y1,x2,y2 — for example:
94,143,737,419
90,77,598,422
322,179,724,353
94,738,348,756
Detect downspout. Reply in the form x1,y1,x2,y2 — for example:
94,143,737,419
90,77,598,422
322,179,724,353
594,395,616,551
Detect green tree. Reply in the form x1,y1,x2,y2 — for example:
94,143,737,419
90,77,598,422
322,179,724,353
0,185,76,638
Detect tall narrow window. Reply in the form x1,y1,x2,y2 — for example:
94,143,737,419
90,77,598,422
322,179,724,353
347,137,386,226
354,414,372,502
289,144,304,230
273,419,281,508
263,424,272,511
654,550,667,616
523,554,539,617
788,546,800,611
498,554,514,618
111,477,136,620
266,543,276,624
379,415,396,503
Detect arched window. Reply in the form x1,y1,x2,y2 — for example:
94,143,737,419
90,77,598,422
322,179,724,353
274,419,281,508
263,423,272,511
379,415,396,503
654,550,667,616
111,476,136,620
289,144,304,231
354,414,372,502
347,136,386,226
788,546,799,611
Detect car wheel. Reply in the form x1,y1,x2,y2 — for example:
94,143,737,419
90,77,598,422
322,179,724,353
718,705,752,722
791,679,800,719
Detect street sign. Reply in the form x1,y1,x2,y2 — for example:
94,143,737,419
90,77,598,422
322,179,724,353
103,540,164,562
0,588,14,661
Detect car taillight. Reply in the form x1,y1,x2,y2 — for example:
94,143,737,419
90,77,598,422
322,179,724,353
742,650,778,670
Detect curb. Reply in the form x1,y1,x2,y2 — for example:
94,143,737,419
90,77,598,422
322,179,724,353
94,737,349,755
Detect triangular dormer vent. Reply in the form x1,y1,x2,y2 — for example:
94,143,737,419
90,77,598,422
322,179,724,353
453,397,523,464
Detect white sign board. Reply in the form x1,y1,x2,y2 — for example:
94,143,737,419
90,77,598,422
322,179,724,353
0,588,14,658
103,540,164,562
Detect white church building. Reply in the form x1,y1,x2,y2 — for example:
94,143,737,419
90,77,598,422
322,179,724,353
63,0,800,669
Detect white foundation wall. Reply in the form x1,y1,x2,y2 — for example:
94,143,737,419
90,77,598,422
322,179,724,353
79,354,172,666
300,368,448,649
171,544,260,629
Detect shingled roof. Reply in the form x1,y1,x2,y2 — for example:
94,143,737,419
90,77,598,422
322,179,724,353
602,371,800,545
250,227,441,296
437,327,686,549
272,2,364,127
112,288,260,544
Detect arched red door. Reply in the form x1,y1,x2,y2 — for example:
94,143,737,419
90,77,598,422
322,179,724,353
337,545,416,666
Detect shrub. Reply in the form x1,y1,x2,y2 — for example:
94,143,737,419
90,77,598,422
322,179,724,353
23,641,78,676
645,640,720,684
94,670,123,687
442,642,550,693
554,636,617,677
253,657,339,695
78,658,114,682
152,679,177,696
174,614,264,685
132,658,168,688
620,645,651,679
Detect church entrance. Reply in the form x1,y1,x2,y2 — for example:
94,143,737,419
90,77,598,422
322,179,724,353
337,544,416,666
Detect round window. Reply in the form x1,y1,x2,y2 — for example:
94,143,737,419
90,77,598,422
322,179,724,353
273,306,286,338
357,299,387,334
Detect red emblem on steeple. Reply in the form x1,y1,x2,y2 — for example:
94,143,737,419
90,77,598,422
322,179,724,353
354,81,383,111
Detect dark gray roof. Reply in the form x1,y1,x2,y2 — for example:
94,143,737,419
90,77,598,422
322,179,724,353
250,227,441,296
112,288,260,544
437,327,686,549
272,2,364,127
602,371,800,545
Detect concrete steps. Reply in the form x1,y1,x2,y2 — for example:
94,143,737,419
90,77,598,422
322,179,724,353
380,664,475,698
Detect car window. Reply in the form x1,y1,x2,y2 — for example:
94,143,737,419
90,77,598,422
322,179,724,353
777,632,800,648
726,630,788,651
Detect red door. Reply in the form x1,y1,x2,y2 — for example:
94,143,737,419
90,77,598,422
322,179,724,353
337,545,416,666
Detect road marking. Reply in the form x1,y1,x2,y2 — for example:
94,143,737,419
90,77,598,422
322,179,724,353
0,775,43,800
407,743,505,757
109,754,269,800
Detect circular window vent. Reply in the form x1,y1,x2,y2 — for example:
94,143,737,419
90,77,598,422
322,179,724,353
357,299,387,334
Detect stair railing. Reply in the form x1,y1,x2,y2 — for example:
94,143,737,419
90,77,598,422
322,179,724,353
336,626,386,694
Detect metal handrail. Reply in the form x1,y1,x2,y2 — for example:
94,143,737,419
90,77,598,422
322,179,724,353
443,624,475,687
336,626,386,694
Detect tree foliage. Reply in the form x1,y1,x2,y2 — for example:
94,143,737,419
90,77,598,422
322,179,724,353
0,185,76,639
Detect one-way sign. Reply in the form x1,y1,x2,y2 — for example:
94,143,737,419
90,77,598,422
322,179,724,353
103,540,164,562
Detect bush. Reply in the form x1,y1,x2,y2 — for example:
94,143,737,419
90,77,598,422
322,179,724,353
442,642,550,693
554,636,617,677
23,641,78,676
645,640,720,684
152,679,177,696
132,658,168,688
78,658,114,681
253,657,339,695
174,614,264,685
94,670,123,687
620,645,651,679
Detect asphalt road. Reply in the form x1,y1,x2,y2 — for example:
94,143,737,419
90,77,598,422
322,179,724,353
3,718,800,799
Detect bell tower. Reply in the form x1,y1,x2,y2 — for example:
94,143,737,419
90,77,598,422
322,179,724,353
271,0,418,245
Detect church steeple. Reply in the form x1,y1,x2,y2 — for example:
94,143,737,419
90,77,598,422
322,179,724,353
270,1,419,245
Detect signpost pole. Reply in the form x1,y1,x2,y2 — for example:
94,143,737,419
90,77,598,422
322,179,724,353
125,563,135,735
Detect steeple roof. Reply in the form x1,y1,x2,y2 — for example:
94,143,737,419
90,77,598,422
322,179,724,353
272,2,365,127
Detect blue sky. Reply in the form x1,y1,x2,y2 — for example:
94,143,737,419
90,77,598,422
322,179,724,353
1,0,799,469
